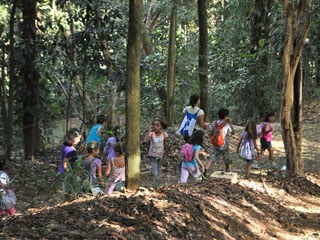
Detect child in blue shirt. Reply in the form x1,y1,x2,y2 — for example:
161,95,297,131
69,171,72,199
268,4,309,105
86,115,107,145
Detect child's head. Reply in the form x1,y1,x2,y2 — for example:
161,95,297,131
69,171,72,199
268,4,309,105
152,119,167,131
63,128,82,146
97,114,107,124
245,120,258,140
218,108,229,120
190,130,204,146
113,143,123,156
86,141,100,155
0,171,9,186
264,111,274,122
189,94,200,107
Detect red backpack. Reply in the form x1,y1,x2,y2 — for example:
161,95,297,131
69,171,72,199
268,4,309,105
180,143,193,162
211,121,226,147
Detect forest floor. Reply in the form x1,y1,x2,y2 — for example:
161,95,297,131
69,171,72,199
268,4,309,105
0,100,319,240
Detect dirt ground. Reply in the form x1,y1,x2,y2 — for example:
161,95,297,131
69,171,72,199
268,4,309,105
0,101,319,240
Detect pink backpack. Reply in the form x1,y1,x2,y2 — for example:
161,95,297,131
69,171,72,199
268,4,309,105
180,143,193,162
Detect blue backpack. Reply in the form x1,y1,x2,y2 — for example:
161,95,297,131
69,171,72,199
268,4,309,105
177,109,200,138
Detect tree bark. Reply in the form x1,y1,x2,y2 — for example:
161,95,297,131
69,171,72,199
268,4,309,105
166,1,177,126
198,0,209,121
281,0,311,176
125,0,142,191
22,0,40,160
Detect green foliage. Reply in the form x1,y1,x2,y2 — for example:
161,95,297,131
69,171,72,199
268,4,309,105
63,156,92,196
208,0,282,123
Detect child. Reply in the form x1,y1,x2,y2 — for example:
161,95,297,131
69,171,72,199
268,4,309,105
102,127,119,164
179,130,207,184
86,114,107,145
60,128,82,173
236,120,260,178
59,128,82,191
81,141,105,194
143,119,168,188
257,111,275,166
177,94,209,143
105,143,125,194
0,171,16,217
205,108,235,173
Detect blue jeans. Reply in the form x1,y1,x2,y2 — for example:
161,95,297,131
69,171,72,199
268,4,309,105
149,157,163,185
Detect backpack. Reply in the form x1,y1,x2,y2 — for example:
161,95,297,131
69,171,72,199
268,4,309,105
239,134,253,160
180,143,193,162
256,122,266,138
211,120,226,147
177,109,200,138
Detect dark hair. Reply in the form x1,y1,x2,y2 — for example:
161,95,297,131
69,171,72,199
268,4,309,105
245,120,257,140
113,143,123,155
153,119,168,129
86,141,100,153
189,94,200,107
218,108,229,119
97,114,106,124
264,111,274,122
190,130,204,146
63,128,81,146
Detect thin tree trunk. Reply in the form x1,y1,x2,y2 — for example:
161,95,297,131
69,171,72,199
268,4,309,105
281,0,311,176
198,0,209,121
126,0,142,191
166,1,177,126
6,0,17,159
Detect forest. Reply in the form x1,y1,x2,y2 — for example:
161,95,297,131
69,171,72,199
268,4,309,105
0,0,319,239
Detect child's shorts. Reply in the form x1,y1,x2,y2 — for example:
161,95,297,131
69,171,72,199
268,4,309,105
210,147,232,165
260,137,272,150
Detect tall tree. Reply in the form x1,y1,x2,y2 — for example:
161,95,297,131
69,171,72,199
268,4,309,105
125,0,142,190
250,0,274,117
6,0,17,159
281,0,311,176
198,0,209,121
166,0,177,126
21,0,40,160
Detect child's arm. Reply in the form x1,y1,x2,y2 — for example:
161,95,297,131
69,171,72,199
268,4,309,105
194,149,205,173
199,149,210,157
226,118,235,135
197,114,210,129
63,158,68,171
263,123,273,135
143,132,152,143
236,136,243,153
105,161,111,176
97,164,105,188
253,139,260,153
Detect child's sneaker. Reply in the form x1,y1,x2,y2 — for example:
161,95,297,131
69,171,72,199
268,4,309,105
200,172,207,180
8,207,16,215
251,161,259,169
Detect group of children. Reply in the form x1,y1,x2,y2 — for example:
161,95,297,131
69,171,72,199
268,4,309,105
60,115,125,195
60,106,275,194
175,106,275,182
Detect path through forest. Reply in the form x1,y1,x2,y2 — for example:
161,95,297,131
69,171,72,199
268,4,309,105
0,101,319,239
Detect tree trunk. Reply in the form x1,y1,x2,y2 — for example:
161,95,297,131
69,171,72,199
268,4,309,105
6,0,17,159
125,0,142,191
166,1,177,126
22,0,40,160
198,0,209,121
281,0,311,176
250,0,273,117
